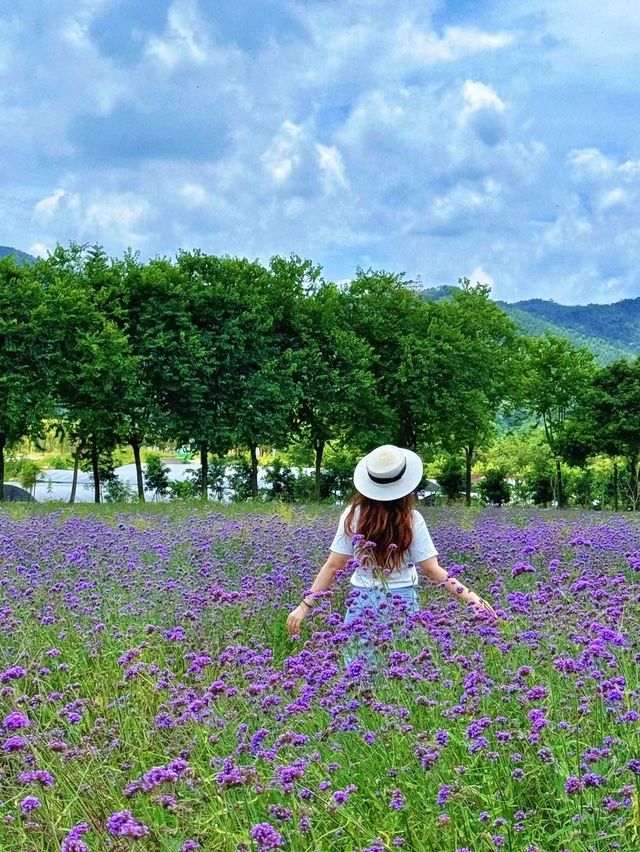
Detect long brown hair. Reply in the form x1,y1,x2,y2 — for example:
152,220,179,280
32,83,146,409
344,491,415,571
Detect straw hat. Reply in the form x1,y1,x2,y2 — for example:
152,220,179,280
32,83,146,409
353,444,423,501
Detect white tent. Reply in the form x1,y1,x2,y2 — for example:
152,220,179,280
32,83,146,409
24,461,271,503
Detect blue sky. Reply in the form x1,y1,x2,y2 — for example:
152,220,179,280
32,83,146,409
2,0,639,304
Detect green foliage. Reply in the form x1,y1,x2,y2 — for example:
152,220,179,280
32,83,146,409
46,454,74,470
526,466,555,506
437,456,465,500
521,333,598,508
293,277,381,496
477,469,511,506
501,295,640,353
575,359,640,507
144,454,171,499
430,278,525,505
228,459,253,502
323,445,361,501
0,256,56,497
4,240,640,512
566,467,595,508
18,460,41,494
346,267,433,448
262,458,296,502
292,472,317,502
167,479,200,500
103,476,137,503
183,458,228,501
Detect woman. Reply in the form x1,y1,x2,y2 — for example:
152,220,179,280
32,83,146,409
286,445,499,663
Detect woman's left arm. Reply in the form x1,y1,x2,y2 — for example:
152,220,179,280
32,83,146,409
286,551,351,638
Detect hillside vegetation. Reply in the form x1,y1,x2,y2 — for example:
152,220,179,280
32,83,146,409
420,285,637,365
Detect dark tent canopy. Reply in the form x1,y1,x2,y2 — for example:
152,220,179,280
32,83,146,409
2,484,36,502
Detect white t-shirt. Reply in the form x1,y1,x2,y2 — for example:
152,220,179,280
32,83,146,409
330,505,439,589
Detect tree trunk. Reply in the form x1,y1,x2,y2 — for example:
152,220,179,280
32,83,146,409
91,439,100,503
200,442,208,501
0,433,5,502
314,440,325,502
555,457,564,509
465,444,473,507
250,444,259,498
69,446,80,505
131,439,145,502
613,460,619,512
630,454,639,511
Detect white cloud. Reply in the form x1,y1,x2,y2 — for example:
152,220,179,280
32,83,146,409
462,80,506,115
33,188,80,220
469,265,497,295
432,178,503,225
2,0,640,305
568,148,615,181
397,23,514,64
85,197,148,230
146,0,209,69
262,121,304,184
597,188,627,212
28,242,53,258
459,81,507,146
180,183,209,207
569,147,640,187
316,144,348,192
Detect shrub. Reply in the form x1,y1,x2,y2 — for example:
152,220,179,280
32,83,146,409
144,454,171,500
168,479,200,501
104,477,137,504
477,469,511,506
228,459,253,502
437,457,465,501
263,459,296,502
46,454,74,470
183,459,228,500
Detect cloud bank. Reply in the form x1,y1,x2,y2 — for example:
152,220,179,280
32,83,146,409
1,0,639,304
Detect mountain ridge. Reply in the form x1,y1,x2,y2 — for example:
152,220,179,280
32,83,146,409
419,284,640,365
0,246,36,265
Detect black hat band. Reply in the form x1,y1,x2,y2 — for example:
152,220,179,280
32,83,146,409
368,460,407,485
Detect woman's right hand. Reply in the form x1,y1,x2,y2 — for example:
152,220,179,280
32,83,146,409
286,604,308,639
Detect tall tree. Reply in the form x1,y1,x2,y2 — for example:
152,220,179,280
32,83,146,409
576,358,640,510
521,333,597,508
432,279,525,506
108,251,169,500
294,282,381,499
345,268,436,450
223,256,308,496
0,258,54,500
42,245,132,503
175,251,267,498
131,257,206,491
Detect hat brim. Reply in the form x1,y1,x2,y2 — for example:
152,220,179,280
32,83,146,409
353,448,423,501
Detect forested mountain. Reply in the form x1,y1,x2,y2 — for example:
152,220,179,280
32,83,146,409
0,246,35,265
420,285,638,364
503,297,640,350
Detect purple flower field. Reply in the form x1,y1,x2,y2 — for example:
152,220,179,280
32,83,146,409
0,504,638,851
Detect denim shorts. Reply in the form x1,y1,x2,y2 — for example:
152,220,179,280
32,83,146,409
342,585,419,668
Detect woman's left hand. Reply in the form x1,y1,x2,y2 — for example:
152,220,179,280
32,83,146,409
471,598,499,622
287,605,308,638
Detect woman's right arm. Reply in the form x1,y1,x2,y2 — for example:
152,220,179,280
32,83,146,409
416,556,499,621
286,550,350,638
